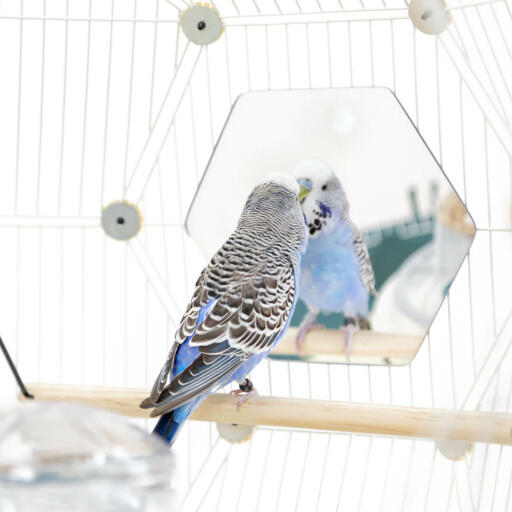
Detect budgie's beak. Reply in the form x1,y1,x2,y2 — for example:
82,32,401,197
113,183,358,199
297,178,313,201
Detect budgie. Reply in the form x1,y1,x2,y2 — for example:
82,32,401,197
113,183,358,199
293,160,376,357
140,174,307,445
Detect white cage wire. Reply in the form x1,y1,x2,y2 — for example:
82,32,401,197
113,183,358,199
0,0,511,510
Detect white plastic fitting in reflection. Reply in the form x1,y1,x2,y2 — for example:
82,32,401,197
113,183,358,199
331,107,355,136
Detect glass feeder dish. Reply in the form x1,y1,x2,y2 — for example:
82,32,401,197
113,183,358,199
0,401,176,512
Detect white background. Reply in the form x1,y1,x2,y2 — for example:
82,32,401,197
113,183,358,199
0,0,512,511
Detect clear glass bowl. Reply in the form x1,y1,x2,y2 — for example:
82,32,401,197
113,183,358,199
0,401,176,511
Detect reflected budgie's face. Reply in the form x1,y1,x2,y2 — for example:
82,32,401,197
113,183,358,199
293,160,349,238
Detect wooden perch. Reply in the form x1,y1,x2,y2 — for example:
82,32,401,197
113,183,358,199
271,327,423,365
20,384,512,446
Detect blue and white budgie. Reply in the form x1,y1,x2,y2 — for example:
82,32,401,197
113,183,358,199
293,160,376,357
140,174,307,445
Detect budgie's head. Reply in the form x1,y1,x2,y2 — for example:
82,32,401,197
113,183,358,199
238,173,307,250
293,160,349,238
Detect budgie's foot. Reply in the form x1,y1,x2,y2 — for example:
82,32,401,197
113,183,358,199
358,317,371,330
230,388,258,410
230,378,258,410
295,323,324,354
342,318,360,360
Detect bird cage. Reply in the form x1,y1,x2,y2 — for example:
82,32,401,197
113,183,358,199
0,0,511,510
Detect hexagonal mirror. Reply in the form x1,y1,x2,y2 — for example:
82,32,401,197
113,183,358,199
186,88,475,366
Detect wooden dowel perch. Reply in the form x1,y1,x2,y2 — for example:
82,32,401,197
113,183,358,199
21,384,512,446
272,327,423,365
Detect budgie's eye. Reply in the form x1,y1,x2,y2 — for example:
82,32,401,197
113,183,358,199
321,184,327,191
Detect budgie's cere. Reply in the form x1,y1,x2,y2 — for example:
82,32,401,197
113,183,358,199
140,173,307,445
293,160,376,357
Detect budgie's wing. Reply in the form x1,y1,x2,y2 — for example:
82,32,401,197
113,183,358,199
144,261,296,416
146,267,212,403
351,224,376,295
146,237,256,404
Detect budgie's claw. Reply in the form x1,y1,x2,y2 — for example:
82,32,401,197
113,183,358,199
238,378,253,393
342,322,360,360
358,317,371,330
230,388,258,410
295,323,324,354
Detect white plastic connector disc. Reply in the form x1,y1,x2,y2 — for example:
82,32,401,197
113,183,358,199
180,4,223,45
101,201,142,241
408,0,448,35
216,423,254,444
435,439,472,460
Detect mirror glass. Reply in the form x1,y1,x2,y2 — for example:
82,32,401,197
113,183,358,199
186,88,475,365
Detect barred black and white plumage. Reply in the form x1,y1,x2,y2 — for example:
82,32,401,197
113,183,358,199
350,222,376,295
141,174,307,441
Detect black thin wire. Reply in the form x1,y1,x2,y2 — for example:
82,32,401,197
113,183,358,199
0,335,33,399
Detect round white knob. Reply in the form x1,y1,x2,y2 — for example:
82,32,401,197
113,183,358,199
408,0,448,35
435,439,472,460
180,4,224,45
101,201,142,241
216,422,254,443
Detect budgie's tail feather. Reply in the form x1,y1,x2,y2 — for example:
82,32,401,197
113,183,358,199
153,411,184,446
